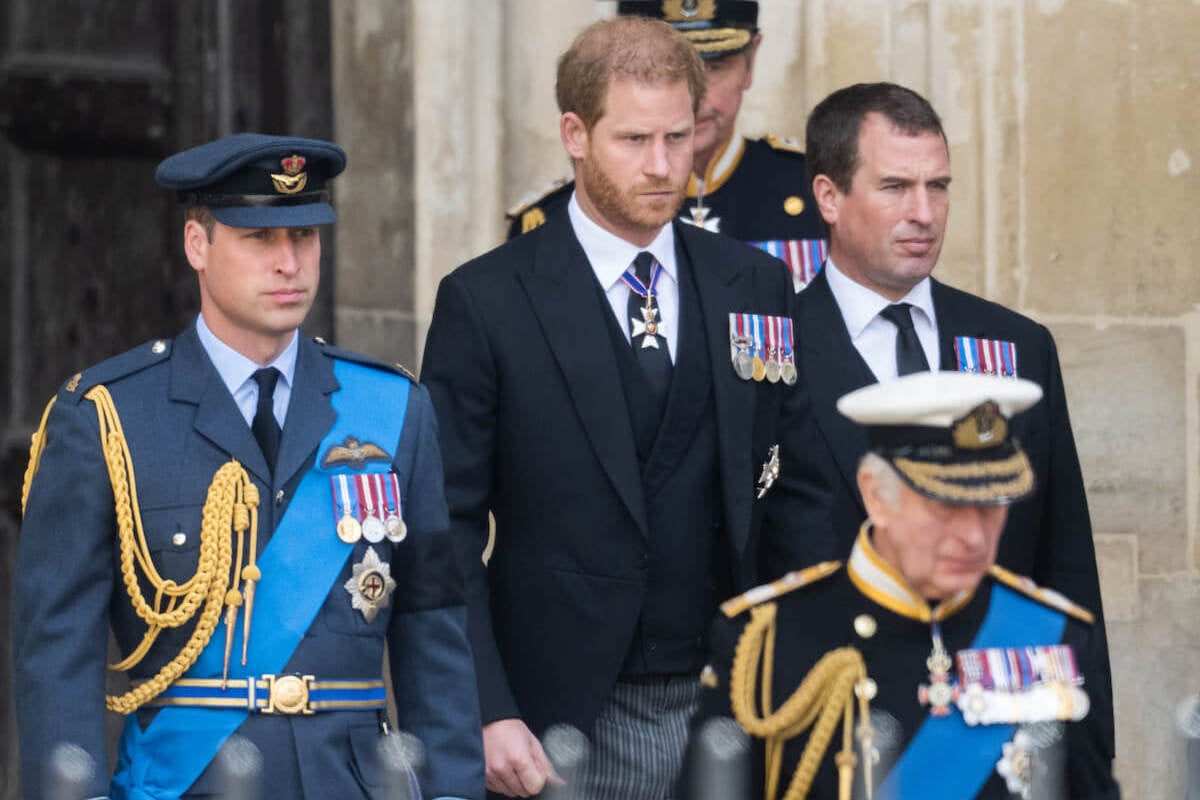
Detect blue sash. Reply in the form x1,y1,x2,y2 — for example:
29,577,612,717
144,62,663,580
878,585,1067,800
111,360,410,800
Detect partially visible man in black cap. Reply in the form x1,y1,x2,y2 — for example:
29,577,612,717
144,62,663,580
694,372,1119,799
12,133,484,799
507,0,828,290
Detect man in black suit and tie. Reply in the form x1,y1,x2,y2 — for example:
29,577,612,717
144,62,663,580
773,81,1115,763
421,15,829,800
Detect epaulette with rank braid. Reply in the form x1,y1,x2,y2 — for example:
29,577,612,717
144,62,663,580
720,560,842,618
764,133,806,155
312,338,415,383
55,338,174,405
505,178,572,235
989,564,1095,624
24,339,175,511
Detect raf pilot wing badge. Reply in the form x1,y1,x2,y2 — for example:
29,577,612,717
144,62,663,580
321,436,391,470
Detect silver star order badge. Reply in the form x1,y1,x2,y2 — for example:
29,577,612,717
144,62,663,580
996,730,1035,798
756,445,781,499
344,546,397,623
630,305,661,349
681,204,722,232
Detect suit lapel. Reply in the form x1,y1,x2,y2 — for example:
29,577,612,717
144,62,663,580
679,225,757,554
516,215,648,534
169,325,272,485
798,271,875,507
933,279,984,372
275,338,338,488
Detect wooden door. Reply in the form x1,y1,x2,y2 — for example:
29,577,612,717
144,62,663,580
0,2,333,794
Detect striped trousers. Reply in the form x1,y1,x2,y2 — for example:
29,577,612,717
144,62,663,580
579,676,702,800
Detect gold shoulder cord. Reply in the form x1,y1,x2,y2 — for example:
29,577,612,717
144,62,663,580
22,386,261,714
21,397,58,516
730,603,873,800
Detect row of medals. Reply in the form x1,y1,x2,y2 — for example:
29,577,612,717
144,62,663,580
337,506,407,544
732,336,797,385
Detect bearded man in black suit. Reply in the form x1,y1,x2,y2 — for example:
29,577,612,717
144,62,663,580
421,15,829,800
769,81,1115,763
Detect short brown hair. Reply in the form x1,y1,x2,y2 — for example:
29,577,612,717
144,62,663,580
556,16,705,130
807,82,947,194
183,205,217,242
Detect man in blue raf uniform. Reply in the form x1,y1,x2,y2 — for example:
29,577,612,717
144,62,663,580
13,134,484,800
696,372,1119,799
507,0,828,291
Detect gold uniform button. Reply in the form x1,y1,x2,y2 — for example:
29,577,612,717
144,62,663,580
172,532,187,547
855,678,878,700
783,196,805,216
854,614,877,639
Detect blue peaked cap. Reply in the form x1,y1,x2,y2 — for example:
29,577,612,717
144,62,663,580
156,133,347,228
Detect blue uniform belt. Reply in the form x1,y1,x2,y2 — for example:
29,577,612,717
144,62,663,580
139,676,387,715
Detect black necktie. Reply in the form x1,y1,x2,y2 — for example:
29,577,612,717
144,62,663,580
251,367,282,473
627,251,673,404
879,303,930,376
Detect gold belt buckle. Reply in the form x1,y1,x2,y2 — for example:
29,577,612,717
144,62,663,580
263,674,315,714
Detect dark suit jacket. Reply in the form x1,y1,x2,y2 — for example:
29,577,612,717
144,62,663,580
421,213,830,739
768,269,1114,758
13,327,483,799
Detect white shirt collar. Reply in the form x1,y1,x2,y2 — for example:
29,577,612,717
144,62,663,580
824,258,936,339
567,192,677,290
195,313,298,398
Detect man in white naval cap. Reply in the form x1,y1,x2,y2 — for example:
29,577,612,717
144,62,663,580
693,372,1119,800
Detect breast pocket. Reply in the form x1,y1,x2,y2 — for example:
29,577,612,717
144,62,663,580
135,504,207,647
142,504,206,587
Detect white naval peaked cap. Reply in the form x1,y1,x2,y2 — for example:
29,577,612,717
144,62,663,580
838,372,1044,505
836,371,1042,428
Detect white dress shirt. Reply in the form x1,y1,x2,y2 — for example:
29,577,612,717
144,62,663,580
568,192,679,362
195,313,298,428
823,259,940,381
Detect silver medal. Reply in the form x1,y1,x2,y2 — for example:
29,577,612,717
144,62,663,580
363,516,387,543
385,515,407,542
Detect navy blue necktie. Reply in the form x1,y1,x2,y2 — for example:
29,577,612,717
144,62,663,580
251,367,282,473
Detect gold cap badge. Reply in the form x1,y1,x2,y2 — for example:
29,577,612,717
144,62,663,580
663,0,715,22
271,154,308,195
952,401,1008,450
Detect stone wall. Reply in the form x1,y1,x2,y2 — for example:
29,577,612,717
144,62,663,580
333,1,1200,796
